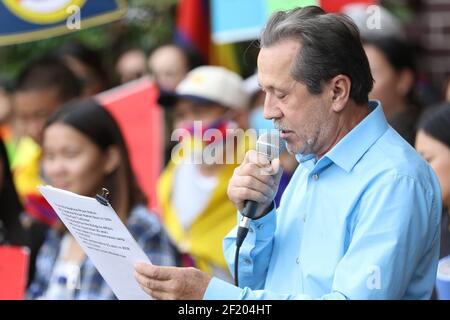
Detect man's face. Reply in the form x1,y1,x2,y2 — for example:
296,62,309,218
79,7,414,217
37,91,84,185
257,40,335,156
13,88,63,145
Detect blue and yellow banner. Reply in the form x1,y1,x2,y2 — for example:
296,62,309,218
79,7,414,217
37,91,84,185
0,0,127,46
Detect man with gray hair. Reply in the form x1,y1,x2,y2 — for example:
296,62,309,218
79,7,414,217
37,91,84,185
134,6,441,300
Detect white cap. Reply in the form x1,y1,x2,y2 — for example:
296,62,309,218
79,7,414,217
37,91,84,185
158,66,249,110
243,73,261,97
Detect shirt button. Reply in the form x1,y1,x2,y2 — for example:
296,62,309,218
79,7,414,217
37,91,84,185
312,174,319,181
296,257,300,264
244,258,252,265
302,214,307,223
257,224,264,230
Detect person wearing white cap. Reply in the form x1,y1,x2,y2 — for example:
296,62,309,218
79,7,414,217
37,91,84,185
155,65,251,283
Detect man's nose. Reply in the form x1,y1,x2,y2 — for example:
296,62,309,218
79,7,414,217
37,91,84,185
263,93,282,120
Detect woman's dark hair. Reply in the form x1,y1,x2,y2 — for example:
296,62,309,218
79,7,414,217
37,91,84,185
56,42,109,90
15,54,82,101
45,99,146,213
363,36,415,73
418,103,450,149
0,138,28,245
362,36,422,108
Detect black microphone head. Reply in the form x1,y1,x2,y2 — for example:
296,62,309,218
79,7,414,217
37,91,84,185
256,131,286,161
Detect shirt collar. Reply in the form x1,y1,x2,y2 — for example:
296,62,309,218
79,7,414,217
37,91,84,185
324,100,388,173
294,100,388,173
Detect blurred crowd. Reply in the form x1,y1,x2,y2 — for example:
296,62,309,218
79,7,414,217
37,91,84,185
0,3,450,299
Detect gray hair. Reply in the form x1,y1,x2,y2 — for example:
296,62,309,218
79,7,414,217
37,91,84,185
260,6,373,104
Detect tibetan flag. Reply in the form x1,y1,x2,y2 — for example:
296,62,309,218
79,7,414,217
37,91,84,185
211,0,376,44
0,0,126,46
175,0,241,74
175,0,210,64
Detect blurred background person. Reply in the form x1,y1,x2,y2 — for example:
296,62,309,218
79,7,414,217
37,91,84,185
0,136,28,247
157,66,249,282
28,99,180,300
415,104,450,262
363,36,421,146
11,55,82,286
56,42,109,97
0,76,19,163
11,55,81,221
115,48,148,84
415,103,450,299
150,43,204,165
148,44,191,92
0,76,13,138
444,75,450,103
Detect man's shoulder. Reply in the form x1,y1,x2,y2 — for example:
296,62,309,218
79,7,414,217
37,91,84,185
360,127,433,183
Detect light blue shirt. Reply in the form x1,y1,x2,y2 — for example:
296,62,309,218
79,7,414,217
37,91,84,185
204,101,442,300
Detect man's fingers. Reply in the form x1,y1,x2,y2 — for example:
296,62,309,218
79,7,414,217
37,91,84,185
134,263,172,281
230,187,269,203
247,150,271,166
272,158,283,178
134,270,177,299
233,175,275,198
238,163,275,184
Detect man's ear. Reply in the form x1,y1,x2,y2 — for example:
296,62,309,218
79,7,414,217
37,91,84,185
103,146,121,175
329,75,351,113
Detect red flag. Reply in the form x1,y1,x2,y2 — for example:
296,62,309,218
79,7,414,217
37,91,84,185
97,77,163,213
0,246,29,300
320,0,376,13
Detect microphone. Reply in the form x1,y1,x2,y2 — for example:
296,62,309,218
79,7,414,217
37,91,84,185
234,131,285,286
238,131,285,240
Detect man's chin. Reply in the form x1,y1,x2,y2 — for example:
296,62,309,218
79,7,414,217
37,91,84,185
285,142,300,155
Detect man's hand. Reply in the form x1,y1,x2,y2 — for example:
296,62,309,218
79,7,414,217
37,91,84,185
134,263,212,300
227,150,283,218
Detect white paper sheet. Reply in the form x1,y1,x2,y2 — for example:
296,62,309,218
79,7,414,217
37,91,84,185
39,185,152,300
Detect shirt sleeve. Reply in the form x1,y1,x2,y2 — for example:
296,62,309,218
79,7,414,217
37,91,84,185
330,172,441,299
204,172,441,300
222,205,277,291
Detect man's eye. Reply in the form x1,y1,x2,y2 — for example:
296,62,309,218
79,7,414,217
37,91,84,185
43,153,54,161
65,151,80,158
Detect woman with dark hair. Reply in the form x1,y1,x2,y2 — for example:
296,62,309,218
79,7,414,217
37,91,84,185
0,137,28,246
28,99,180,299
56,42,109,97
363,36,422,145
415,104,450,261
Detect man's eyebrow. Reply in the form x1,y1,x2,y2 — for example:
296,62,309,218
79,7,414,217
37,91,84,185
259,83,275,92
